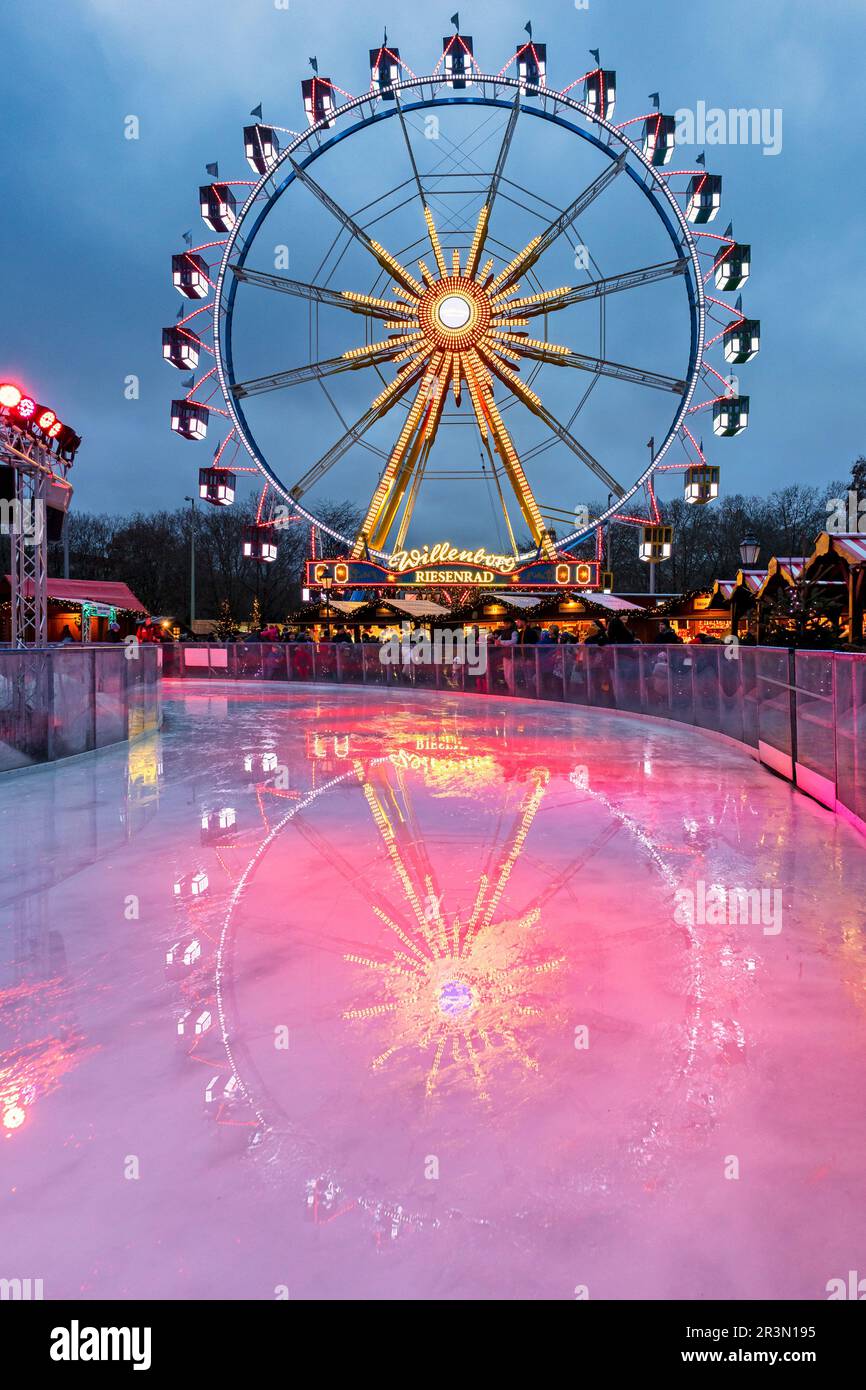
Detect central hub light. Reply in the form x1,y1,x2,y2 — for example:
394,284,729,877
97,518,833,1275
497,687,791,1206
436,294,472,330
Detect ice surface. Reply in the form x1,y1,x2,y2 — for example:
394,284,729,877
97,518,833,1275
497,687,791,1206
2,683,865,1300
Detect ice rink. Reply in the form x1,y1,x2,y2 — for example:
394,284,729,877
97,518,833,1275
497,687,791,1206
2,683,865,1300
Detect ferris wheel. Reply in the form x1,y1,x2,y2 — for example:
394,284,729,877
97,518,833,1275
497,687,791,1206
164,23,757,571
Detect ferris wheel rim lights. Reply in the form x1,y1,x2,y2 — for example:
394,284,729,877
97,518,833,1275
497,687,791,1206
167,46,755,561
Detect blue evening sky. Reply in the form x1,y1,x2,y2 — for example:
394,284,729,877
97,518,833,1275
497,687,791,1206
1,0,863,543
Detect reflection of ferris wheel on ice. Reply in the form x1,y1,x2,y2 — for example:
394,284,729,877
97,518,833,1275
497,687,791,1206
164,23,758,567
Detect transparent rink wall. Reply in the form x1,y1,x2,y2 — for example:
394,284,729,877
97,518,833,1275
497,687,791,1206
160,643,866,836
0,646,160,772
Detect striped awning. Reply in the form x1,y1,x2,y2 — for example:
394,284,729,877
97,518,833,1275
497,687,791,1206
805,532,866,572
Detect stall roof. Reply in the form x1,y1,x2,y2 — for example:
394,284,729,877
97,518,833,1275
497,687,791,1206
804,532,866,575
574,591,643,613
6,577,148,614
387,599,451,617
489,592,540,610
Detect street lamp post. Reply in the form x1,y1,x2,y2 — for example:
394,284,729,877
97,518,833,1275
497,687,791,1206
321,576,333,639
184,495,197,631
738,535,760,640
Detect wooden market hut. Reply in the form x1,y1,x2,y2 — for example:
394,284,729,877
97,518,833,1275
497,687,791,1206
801,532,866,643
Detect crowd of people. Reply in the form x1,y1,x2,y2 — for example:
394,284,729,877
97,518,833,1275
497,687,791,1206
125,615,738,646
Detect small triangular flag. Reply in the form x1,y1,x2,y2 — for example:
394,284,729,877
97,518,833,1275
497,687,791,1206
451,14,460,30
182,230,192,246
649,92,660,109
206,161,219,178
647,437,655,452
696,151,706,166
182,375,195,389
589,48,600,65
383,28,388,46
250,103,262,120
525,21,533,40
309,56,318,74
723,221,733,238
735,294,743,312
175,304,185,320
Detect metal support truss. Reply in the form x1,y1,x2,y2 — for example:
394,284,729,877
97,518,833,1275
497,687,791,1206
1,421,64,647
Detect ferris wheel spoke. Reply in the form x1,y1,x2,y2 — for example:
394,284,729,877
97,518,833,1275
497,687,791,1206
463,350,556,558
353,355,448,556
506,340,687,394
489,150,628,296
232,343,415,398
464,92,522,280
533,402,626,498
288,157,424,297
229,265,416,321
288,355,429,500
504,258,688,320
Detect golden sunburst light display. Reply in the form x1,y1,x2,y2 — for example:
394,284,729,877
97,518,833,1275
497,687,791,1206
342,762,564,1099
337,195,579,562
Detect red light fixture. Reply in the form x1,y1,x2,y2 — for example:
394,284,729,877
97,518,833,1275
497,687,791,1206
37,407,56,431
16,396,36,419
0,383,22,408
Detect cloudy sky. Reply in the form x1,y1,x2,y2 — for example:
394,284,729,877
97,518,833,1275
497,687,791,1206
1,0,863,545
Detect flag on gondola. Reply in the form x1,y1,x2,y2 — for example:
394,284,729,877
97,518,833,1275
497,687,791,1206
696,151,706,166
309,56,318,73
182,230,192,245
182,375,195,390
206,161,219,177
735,294,743,313
589,48,600,66
250,103,262,120
525,21,533,40
649,92,660,109
451,14,460,30
723,221,733,238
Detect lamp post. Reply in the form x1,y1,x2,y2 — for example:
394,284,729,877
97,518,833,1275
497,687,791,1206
321,575,333,640
738,535,760,641
184,495,197,631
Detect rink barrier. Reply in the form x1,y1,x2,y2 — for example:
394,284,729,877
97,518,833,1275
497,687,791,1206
0,644,161,773
160,642,864,833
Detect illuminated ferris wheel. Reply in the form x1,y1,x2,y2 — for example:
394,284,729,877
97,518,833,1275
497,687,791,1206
164,23,758,570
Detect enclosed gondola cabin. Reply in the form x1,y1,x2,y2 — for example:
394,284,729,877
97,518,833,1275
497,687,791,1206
170,400,209,441
162,326,201,371
713,396,749,437
642,113,676,166
302,78,336,127
242,524,278,563
243,124,280,174
714,241,751,290
172,252,209,299
199,466,236,506
584,69,616,120
517,41,546,91
724,318,761,364
443,34,474,88
686,173,722,224
199,184,237,233
370,46,400,98
684,463,720,504
639,524,673,562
